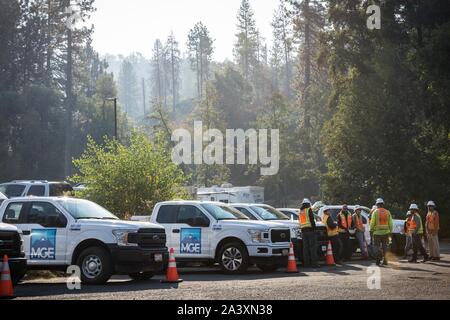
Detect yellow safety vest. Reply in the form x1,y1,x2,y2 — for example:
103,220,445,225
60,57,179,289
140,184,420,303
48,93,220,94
323,215,339,237
299,208,312,229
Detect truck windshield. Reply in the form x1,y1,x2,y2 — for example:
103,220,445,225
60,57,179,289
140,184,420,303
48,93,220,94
201,204,249,221
251,206,290,221
56,199,119,220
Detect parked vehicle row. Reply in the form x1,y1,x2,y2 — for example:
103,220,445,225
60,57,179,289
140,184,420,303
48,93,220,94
0,180,407,285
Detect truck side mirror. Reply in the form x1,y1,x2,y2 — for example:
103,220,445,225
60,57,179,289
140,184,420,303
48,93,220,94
192,217,210,228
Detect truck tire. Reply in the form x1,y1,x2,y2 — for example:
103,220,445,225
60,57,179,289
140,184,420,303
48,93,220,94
76,246,113,285
218,242,250,274
256,264,279,273
128,272,154,281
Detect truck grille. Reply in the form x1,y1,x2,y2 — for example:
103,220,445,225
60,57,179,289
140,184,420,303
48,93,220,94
271,229,290,243
0,231,21,257
128,228,167,249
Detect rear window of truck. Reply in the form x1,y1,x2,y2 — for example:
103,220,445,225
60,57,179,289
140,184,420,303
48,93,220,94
0,184,26,198
49,183,74,196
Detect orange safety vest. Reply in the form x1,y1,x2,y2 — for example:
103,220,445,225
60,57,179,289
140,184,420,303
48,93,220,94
339,212,353,232
408,218,417,233
354,214,365,232
426,212,439,231
405,217,412,234
378,208,388,226
299,208,312,229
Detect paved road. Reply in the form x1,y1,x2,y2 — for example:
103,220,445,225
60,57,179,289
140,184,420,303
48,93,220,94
15,244,450,300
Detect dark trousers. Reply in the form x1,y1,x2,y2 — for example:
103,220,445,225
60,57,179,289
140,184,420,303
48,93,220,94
339,232,351,260
373,234,390,263
412,233,428,261
329,235,342,263
302,230,318,267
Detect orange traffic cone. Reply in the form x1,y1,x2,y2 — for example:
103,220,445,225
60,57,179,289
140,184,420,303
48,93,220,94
161,248,183,284
0,255,14,299
286,243,299,273
326,241,336,266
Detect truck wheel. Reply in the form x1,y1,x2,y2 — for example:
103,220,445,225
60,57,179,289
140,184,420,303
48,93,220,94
128,272,154,281
76,246,113,285
257,264,279,273
218,242,250,274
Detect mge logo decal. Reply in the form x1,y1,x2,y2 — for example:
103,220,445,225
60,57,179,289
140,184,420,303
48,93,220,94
180,228,202,254
30,229,57,260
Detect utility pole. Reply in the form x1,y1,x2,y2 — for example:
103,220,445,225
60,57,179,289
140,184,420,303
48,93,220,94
104,98,118,140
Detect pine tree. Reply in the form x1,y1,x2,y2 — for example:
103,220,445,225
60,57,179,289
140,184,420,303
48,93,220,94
118,60,138,116
272,0,295,99
165,32,181,114
151,39,166,105
187,22,214,99
234,0,259,82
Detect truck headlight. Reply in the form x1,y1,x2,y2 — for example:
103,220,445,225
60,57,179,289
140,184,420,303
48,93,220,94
112,230,139,247
248,229,270,243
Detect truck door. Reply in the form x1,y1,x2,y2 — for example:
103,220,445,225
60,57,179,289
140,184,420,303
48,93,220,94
156,205,211,259
19,201,68,266
176,205,211,259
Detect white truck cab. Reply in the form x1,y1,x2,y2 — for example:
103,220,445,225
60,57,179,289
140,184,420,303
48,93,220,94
150,201,291,274
0,181,73,198
0,197,168,284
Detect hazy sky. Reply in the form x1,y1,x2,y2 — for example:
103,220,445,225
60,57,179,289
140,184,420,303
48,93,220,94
91,0,279,61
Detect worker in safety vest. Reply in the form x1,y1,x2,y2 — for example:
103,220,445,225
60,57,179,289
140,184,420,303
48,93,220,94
369,198,393,266
322,208,342,264
408,204,429,263
403,211,413,259
426,201,440,261
352,206,368,260
299,198,319,268
338,205,353,261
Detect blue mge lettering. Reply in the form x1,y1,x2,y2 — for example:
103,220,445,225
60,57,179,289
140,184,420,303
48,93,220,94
180,228,202,254
30,229,57,260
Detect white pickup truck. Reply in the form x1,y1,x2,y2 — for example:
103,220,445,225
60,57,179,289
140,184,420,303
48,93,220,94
0,197,168,284
148,201,292,274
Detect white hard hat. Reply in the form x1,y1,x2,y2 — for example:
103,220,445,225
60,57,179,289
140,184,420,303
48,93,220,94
406,210,412,216
376,198,385,205
409,204,419,210
427,201,436,207
302,198,312,205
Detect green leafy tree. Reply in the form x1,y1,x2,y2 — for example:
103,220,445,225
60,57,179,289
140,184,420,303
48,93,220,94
71,133,188,218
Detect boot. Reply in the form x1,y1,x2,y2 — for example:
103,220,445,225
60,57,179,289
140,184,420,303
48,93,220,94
409,256,418,263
